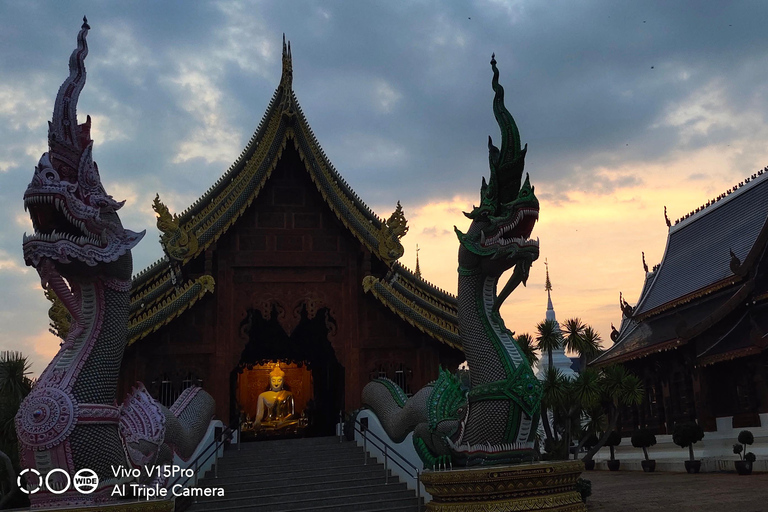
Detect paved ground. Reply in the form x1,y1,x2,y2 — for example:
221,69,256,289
585,469,768,511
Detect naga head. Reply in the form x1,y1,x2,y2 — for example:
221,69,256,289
22,18,144,278
455,55,539,292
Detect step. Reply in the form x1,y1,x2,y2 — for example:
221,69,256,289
189,492,420,511
217,446,364,470
232,436,342,450
207,462,387,485
195,482,407,507
197,474,393,496
216,455,369,476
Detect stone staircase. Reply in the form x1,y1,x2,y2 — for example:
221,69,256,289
186,436,422,511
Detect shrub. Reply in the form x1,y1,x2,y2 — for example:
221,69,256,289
672,422,704,461
745,452,756,464
738,430,754,446
575,478,591,504
631,429,657,460
734,430,755,461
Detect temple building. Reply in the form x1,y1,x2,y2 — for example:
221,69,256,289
120,39,464,436
592,169,768,433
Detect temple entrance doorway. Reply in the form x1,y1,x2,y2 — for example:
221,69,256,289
231,303,344,439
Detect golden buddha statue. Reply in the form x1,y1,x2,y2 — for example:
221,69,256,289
254,365,297,430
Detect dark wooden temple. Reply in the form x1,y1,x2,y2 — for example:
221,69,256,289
120,39,464,434
593,169,768,433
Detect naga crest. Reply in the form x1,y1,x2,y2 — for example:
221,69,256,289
455,55,540,306
22,18,144,270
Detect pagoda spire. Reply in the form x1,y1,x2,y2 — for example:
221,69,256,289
415,244,422,278
544,259,554,315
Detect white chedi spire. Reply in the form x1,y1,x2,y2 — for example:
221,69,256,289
536,260,577,380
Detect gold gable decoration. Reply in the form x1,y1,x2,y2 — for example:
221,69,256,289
152,194,199,262
377,201,408,264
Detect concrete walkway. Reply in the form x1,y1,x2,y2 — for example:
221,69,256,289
585,469,768,511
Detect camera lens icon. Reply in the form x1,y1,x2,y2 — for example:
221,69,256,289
17,468,42,494
73,468,99,494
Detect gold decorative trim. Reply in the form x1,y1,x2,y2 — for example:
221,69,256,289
364,275,462,350
421,461,586,511
128,275,215,345
153,194,199,262
40,499,174,512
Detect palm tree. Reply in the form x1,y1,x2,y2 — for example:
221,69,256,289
561,368,602,459
562,318,602,370
536,318,562,372
515,333,538,367
582,365,644,463
0,351,33,506
541,366,566,445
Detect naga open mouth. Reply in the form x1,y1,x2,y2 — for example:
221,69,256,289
23,194,105,248
480,207,539,249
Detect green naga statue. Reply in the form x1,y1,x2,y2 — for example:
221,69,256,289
362,55,542,467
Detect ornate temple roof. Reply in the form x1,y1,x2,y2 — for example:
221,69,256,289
593,169,768,366
128,38,452,347
363,262,461,350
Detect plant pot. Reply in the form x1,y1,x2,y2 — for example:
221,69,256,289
735,460,752,475
584,459,595,471
641,459,656,472
607,459,620,471
684,460,701,474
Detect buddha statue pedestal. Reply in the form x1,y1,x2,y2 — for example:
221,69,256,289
420,460,586,511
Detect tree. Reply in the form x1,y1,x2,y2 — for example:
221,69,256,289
0,351,33,508
581,365,644,463
536,319,562,372
515,333,538,367
672,422,704,462
540,366,565,445
562,318,602,370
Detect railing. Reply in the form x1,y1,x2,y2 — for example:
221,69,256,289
170,425,234,504
339,412,422,512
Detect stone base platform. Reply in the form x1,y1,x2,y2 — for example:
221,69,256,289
421,460,587,511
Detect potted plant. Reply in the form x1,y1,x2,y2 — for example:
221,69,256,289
672,421,704,473
733,430,756,475
605,431,622,471
631,428,657,472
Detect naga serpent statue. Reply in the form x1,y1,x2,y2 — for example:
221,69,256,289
16,19,216,508
363,55,542,468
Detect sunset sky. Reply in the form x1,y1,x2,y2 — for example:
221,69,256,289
2,1,768,376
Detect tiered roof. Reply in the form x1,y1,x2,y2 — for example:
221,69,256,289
128,38,459,349
593,168,768,366
363,262,461,350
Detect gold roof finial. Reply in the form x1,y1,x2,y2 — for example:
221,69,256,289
281,33,293,90
544,258,552,292
415,244,422,278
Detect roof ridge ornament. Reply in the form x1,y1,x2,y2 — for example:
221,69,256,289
153,194,199,263
281,33,293,91
377,201,408,264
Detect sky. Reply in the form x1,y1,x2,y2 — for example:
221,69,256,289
2,1,768,377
